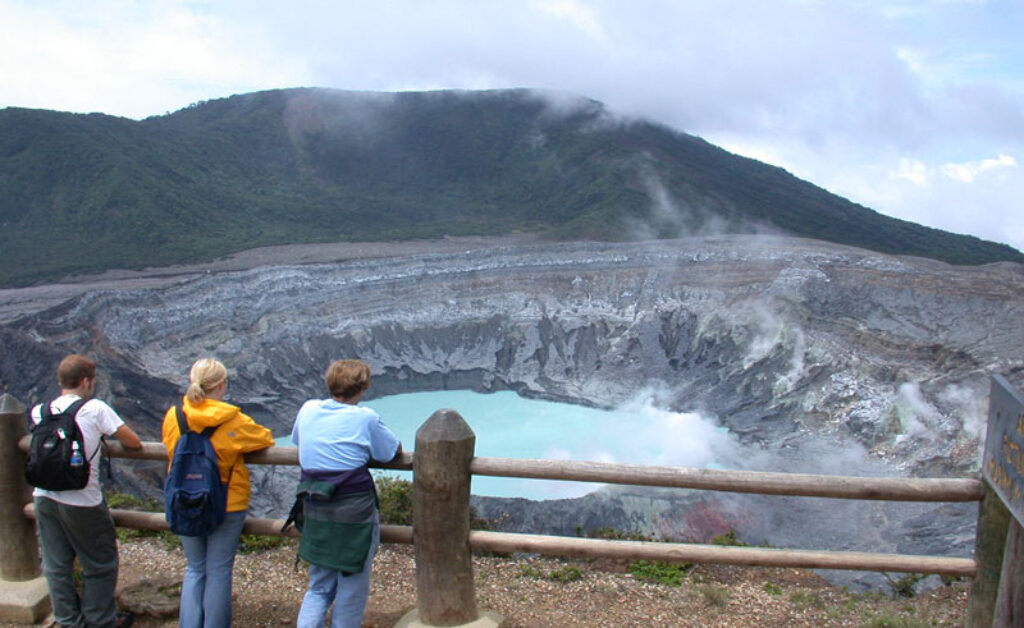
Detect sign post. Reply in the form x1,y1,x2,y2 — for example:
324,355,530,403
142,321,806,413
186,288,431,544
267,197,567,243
970,376,1024,627
983,375,1024,527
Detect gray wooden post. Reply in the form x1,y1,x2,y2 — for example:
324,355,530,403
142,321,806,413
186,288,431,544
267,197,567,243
967,483,1011,627
0,393,51,625
0,394,39,581
411,409,480,625
993,518,1024,627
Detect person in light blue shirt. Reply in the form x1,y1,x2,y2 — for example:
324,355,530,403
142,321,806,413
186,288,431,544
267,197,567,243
291,398,401,472
292,359,401,628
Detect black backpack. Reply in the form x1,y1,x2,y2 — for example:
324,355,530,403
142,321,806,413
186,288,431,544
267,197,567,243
25,399,93,491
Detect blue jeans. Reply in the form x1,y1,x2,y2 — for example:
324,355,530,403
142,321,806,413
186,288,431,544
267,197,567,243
297,513,380,628
34,496,119,628
178,510,247,628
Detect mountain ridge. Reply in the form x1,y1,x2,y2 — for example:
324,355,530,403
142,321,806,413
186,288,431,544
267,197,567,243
1,87,1020,286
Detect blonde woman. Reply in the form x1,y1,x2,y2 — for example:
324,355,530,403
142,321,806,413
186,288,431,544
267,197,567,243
162,358,274,628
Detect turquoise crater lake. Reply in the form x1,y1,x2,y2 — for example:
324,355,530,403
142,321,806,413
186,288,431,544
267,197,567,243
276,389,731,499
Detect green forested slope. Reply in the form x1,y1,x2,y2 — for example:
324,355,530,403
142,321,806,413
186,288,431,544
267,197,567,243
1,87,1019,286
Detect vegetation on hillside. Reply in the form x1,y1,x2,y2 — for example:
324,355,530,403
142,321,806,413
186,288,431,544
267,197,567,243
2,88,1020,286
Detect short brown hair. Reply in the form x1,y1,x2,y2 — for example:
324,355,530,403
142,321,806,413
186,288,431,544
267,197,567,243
325,360,371,400
57,354,96,389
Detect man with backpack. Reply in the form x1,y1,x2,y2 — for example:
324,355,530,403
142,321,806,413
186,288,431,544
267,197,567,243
28,354,142,628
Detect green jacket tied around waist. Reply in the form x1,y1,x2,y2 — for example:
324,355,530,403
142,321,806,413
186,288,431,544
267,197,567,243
297,474,377,574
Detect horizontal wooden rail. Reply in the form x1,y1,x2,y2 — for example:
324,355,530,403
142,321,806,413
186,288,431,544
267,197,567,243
466,530,978,577
17,437,984,501
470,457,987,502
242,446,414,470
15,437,415,470
19,504,976,577
20,503,415,545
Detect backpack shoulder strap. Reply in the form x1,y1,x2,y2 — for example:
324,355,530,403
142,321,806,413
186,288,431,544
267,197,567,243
64,398,88,419
32,401,52,431
177,404,220,439
40,397,88,419
35,397,88,426
176,405,190,435
64,399,97,462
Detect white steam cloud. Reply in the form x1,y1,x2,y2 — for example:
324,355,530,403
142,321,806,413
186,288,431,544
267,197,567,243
895,382,939,441
523,387,737,499
556,388,736,469
936,383,987,442
626,169,734,241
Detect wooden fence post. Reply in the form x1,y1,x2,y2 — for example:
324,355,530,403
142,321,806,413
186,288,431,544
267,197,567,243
993,517,1024,626
0,394,39,580
967,483,1011,627
400,409,502,628
0,393,51,624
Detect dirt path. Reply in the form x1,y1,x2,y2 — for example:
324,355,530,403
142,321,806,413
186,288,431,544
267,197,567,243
107,537,968,628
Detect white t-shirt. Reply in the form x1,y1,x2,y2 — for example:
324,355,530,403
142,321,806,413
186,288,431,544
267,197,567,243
31,394,125,507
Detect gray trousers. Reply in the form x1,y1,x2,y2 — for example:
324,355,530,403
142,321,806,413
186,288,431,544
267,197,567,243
34,496,119,628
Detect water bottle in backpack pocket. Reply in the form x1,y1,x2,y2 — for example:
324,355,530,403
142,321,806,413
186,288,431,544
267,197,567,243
164,406,229,536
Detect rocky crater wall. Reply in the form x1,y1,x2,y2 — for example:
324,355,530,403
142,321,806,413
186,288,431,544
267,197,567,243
4,235,1023,467
1,234,1022,586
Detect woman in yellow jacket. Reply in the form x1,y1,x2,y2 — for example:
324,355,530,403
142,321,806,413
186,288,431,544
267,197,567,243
162,358,274,628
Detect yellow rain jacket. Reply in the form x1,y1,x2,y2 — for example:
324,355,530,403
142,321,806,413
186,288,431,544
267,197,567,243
162,398,274,513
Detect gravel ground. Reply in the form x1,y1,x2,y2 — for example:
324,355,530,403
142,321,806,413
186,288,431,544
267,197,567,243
7,535,969,627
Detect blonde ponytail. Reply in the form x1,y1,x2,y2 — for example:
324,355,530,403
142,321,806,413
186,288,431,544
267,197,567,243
185,381,206,404
186,358,227,404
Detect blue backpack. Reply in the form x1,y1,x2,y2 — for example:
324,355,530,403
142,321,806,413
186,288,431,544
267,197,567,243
164,406,228,536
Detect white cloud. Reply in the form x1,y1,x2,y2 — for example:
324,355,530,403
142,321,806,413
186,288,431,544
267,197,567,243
891,158,932,186
0,0,307,117
941,154,1017,183
823,149,1024,250
883,154,1019,191
530,0,608,42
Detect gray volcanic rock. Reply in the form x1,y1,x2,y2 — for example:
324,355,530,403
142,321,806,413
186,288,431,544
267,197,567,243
4,233,1022,465
1,234,1022,586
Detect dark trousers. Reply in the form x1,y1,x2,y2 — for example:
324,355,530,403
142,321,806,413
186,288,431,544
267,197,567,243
34,496,119,628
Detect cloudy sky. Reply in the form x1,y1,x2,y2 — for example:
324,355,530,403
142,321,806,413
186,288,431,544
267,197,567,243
3,0,1022,253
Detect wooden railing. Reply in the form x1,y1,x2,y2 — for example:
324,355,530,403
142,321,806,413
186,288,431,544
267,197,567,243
0,396,1016,626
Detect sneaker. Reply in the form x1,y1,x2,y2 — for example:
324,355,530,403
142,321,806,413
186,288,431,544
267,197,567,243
114,611,134,628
